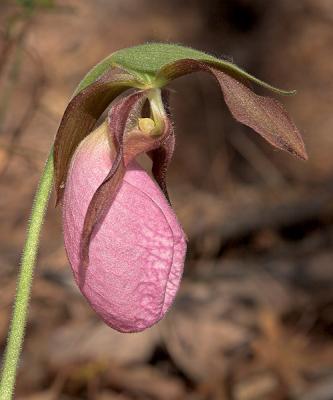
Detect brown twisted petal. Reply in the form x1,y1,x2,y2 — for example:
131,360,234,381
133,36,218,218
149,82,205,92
147,89,175,203
53,67,140,204
116,89,175,201
157,59,307,160
79,90,144,272
148,132,175,204
80,90,174,274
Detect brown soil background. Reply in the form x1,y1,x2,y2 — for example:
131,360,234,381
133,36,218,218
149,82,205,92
1,1,333,399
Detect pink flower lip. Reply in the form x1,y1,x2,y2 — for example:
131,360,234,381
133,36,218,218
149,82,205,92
62,125,187,332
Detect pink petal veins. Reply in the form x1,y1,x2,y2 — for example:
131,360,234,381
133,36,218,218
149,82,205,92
62,125,187,332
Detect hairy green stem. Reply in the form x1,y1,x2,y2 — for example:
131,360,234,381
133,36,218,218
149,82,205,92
0,150,54,400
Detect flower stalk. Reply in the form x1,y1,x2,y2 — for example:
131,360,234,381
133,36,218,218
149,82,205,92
0,151,54,400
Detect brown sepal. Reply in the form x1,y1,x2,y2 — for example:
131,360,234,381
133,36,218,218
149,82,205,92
157,59,308,160
211,68,308,160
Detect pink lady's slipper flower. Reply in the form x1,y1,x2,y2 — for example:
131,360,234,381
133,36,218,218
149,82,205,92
53,44,307,332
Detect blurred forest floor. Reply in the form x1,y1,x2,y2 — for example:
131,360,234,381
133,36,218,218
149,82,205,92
1,0,333,399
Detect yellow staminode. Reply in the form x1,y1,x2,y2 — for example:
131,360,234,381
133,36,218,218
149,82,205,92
138,118,155,134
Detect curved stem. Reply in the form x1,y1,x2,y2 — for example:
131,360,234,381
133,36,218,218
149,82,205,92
0,150,54,400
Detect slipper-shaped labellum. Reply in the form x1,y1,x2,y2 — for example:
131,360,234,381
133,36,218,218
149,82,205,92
63,122,187,333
